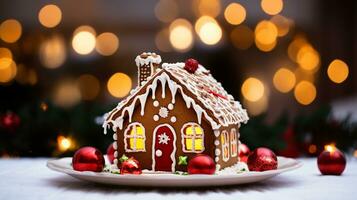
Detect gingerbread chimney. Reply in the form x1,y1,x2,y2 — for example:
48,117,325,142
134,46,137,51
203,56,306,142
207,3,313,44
135,52,162,86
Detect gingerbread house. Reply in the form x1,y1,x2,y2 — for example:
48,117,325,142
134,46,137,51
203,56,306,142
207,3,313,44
103,52,249,172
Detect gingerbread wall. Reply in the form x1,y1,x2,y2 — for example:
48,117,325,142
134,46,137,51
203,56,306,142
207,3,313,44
115,83,215,172
216,124,240,169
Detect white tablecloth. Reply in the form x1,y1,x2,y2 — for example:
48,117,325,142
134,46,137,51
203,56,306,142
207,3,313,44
0,158,356,200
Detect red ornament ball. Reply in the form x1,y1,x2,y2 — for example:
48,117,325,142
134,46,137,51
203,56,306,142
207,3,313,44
106,143,115,164
239,143,250,163
121,157,142,175
184,58,199,73
72,147,105,172
188,154,216,174
247,147,278,172
0,112,20,131
317,146,346,175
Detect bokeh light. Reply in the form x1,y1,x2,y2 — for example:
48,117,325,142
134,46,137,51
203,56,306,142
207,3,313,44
169,19,193,52
193,0,221,18
0,19,22,43
39,35,66,69
294,81,316,105
154,0,178,23
53,80,81,108
72,28,96,55
155,28,172,52
261,0,283,15
308,144,317,154
0,47,12,60
195,16,222,45
273,68,296,93
255,39,277,52
57,135,73,152
230,25,254,50
288,35,308,62
224,3,246,25
241,77,265,102
107,73,132,98
270,15,292,37
77,74,101,100
95,32,119,56
0,59,17,83
327,59,349,84
38,4,62,28
296,45,320,71
294,67,315,83
243,94,268,116
255,20,278,52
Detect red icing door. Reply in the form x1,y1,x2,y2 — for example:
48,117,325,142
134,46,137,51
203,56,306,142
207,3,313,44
152,124,176,172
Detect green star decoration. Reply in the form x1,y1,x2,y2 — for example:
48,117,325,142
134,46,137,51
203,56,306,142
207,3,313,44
178,156,188,166
119,154,129,163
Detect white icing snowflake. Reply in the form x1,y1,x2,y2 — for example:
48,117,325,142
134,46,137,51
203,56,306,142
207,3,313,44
158,133,170,145
158,107,169,118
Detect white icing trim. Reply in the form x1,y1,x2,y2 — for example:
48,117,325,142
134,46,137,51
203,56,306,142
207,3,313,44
123,122,146,152
158,107,169,118
221,130,230,162
170,116,176,123
113,142,117,150
168,103,174,110
230,128,238,157
153,115,159,121
113,133,117,141
104,72,220,133
153,100,159,107
135,52,162,66
180,122,205,153
152,124,177,172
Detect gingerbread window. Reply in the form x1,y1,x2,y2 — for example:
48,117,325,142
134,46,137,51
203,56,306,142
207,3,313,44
221,130,230,162
124,122,146,152
230,128,238,157
181,123,204,153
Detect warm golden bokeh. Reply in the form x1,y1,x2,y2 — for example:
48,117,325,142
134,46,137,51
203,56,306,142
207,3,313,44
294,81,316,105
57,135,73,152
296,45,320,71
327,59,349,84
39,35,66,69
308,144,317,154
38,4,62,28
77,74,101,100
154,0,178,23
95,32,119,56
107,73,132,98
0,19,22,43
72,31,96,55
0,59,17,83
241,77,265,102
169,19,193,52
288,35,308,62
224,3,246,25
324,144,336,153
0,47,12,60
294,67,315,83
270,15,292,37
255,20,278,52
193,0,221,18
155,28,172,52
255,39,277,52
243,94,268,116
53,80,81,108
230,25,254,50
261,0,283,15
197,18,222,45
73,25,96,35
273,68,296,93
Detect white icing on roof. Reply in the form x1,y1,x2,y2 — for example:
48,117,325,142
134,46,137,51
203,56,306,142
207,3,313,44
135,52,162,67
103,62,249,134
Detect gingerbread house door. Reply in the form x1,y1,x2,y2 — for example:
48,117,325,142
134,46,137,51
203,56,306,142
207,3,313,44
152,124,176,172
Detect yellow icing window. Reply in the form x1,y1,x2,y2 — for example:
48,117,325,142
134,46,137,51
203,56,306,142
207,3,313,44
221,131,230,162
124,123,146,152
182,123,204,153
230,128,238,157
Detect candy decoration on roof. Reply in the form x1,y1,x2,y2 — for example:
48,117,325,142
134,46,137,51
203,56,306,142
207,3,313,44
247,147,277,171
120,157,142,175
72,146,105,172
188,154,216,174
184,58,199,73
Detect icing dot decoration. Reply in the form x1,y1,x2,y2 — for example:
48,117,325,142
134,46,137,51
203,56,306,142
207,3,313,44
215,157,219,162
214,140,220,146
153,100,159,107
168,103,174,110
215,148,221,156
184,58,199,73
113,133,118,140
170,116,177,123
153,115,159,121
159,107,169,118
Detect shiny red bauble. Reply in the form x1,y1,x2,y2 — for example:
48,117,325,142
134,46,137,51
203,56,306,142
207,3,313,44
317,147,346,175
120,157,142,175
188,154,216,174
239,143,250,163
106,143,115,164
72,147,105,172
247,147,278,172
184,58,199,73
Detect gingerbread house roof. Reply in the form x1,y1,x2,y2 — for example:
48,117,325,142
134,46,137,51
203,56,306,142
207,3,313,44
103,62,249,134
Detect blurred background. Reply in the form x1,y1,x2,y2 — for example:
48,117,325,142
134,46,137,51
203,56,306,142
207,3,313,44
0,0,356,158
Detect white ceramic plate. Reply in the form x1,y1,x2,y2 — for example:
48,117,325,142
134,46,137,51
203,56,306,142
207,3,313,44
47,156,301,187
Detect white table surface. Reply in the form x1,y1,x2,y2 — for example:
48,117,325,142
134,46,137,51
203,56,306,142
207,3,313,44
0,157,356,200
